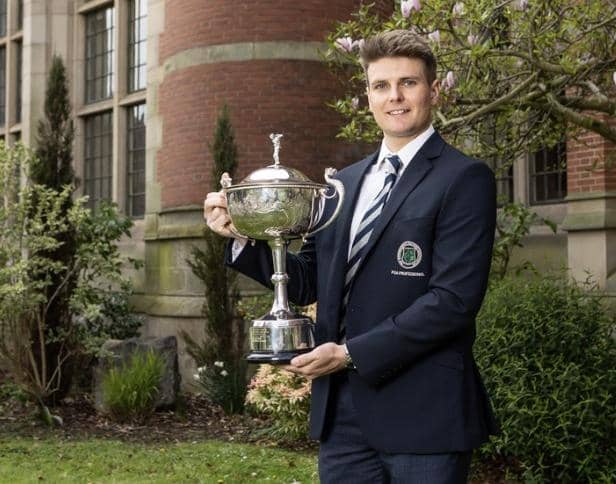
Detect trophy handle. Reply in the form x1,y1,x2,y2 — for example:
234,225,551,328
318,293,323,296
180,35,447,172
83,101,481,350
304,168,345,239
219,172,252,243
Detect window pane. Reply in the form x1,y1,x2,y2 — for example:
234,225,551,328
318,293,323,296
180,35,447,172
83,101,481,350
128,0,148,92
85,7,115,104
127,103,147,218
15,42,22,122
84,112,113,210
17,0,23,30
0,0,6,37
530,140,567,204
0,47,5,126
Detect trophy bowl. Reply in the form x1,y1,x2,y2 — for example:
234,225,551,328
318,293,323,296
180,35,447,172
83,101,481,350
221,134,344,364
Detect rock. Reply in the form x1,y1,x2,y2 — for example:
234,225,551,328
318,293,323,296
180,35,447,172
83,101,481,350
93,336,181,413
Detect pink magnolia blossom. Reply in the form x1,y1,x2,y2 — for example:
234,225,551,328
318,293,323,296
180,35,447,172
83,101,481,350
357,38,365,51
335,36,355,53
452,2,465,16
514,0,529,10
401,0,420,17
442,71,456,91
428,30,441,44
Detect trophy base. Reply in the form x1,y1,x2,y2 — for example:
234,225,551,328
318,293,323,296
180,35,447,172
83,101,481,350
245,347,313,365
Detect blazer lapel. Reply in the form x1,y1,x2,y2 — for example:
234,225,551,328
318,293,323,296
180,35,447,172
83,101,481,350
324,151,377,333
353,132,445,278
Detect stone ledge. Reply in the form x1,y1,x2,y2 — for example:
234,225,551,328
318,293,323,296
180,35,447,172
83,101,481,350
131,293,204,318
561,210,616,231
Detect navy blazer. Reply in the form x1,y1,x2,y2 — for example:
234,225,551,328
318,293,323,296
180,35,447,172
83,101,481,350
228,131,499,453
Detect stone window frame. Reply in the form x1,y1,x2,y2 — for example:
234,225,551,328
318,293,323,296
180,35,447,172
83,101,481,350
0,0,23,146
84,110,114,210
75,0,147,218
529,140,567,206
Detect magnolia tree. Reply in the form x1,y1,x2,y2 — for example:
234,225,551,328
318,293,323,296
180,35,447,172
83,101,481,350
325,0,616,169
0,143,137,422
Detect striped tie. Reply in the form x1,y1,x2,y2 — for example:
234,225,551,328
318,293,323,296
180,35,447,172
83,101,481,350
340,155,402,337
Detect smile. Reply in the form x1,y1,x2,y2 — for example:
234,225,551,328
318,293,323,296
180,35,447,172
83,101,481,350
387,109,410,115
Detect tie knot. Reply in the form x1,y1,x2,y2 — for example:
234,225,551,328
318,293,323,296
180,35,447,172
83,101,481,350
385,155,402,174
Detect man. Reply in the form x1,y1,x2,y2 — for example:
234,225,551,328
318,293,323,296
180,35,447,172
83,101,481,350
205,30,498,483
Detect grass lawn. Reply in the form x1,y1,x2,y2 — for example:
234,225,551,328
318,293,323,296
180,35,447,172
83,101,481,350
0,436,318,483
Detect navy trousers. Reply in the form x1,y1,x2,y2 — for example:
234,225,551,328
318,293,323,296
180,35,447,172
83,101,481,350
318,372,472,484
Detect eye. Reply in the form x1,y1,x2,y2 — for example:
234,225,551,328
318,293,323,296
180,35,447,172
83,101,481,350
402,79,416,87
372,82,387,90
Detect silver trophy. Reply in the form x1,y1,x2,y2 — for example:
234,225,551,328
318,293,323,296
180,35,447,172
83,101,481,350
221,134,345,363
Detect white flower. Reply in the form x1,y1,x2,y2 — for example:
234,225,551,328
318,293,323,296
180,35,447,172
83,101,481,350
197,365,207,373
467,34,479,46
613,71,616,87
351,97,360,110
214,361,224,368
220,370,229,377
193,373,200,381
514,0,529,10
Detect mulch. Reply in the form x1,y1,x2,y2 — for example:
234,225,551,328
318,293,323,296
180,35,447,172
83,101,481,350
0,391,316,452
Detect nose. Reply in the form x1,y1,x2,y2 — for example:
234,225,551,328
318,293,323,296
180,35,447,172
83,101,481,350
388,85,403,102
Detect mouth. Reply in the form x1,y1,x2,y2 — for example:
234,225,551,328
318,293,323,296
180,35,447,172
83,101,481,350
387,109,410,116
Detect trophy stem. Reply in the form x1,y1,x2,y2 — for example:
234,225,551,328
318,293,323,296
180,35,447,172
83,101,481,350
268,238,290,315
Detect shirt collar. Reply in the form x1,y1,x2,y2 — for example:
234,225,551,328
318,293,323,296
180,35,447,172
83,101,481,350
375,125,435,173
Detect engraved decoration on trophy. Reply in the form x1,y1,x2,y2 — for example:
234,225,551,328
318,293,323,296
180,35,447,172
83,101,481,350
221,133,345,363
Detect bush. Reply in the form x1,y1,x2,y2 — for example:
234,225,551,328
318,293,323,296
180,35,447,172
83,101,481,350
246,365,311,442
193,360,247,415
102,351,164,423
475,274,616,483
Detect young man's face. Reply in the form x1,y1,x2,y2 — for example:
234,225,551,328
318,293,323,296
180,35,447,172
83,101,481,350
366,56,439,152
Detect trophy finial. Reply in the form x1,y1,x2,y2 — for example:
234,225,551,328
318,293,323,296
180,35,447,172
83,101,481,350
270,133,283,166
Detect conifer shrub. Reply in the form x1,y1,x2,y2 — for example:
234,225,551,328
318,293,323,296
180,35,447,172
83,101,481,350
475,274,616,483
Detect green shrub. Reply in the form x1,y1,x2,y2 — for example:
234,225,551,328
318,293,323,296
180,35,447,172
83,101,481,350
193,359,247,415
475,274,616,483
245,365,311,442
102,351,164,423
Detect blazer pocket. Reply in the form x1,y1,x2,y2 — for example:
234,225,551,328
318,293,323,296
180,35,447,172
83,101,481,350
429,349,464,371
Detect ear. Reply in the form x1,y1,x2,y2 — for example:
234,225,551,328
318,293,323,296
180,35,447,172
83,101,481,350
430,79,440,106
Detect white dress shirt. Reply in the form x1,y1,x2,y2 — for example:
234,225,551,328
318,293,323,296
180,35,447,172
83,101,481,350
231,125,435,261
346,125,434,258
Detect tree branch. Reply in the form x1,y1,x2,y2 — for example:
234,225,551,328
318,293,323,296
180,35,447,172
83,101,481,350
558,95,616,116
545,92,616,144
441,73,538,128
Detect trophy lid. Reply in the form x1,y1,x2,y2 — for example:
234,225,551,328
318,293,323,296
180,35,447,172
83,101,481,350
225,133,326,190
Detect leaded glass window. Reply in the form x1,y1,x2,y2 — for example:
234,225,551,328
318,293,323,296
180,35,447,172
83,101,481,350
85,7,115,104
84,112,113,209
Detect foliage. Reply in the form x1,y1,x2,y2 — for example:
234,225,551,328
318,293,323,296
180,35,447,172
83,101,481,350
183,104,246,413
325,1,616,167
491,202,556,279
193,360,247,415
0,142,139,419
475,274,616,482
246,365,311,442
0,437,319,483
102,351,164,423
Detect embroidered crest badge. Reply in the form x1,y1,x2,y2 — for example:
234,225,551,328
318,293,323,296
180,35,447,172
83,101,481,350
397,241,422,269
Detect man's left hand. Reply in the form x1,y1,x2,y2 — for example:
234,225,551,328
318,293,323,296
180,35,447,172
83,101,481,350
283,343,347,380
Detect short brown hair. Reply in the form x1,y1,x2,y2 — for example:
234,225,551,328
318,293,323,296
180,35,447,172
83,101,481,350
360,30,437,84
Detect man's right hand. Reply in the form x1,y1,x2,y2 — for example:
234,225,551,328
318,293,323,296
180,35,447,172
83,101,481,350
203,191,239,239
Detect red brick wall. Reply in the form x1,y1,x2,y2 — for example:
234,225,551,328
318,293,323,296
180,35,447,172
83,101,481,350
159,1,391,61
567,116,616,194
157,61,367,208
156,1,392,209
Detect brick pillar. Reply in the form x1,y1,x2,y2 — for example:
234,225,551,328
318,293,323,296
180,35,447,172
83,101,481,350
563,116,616,292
